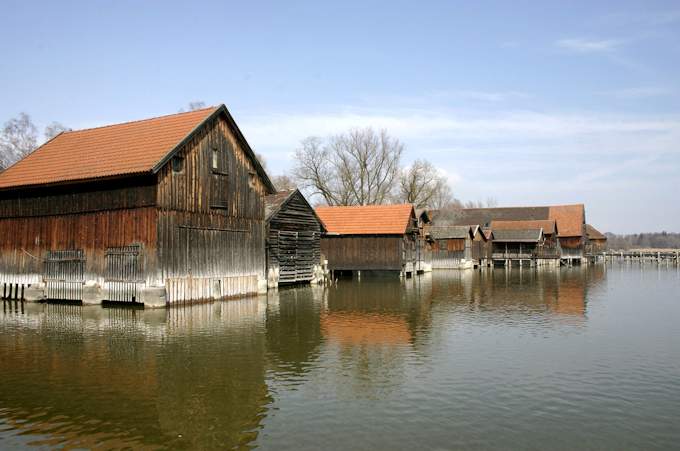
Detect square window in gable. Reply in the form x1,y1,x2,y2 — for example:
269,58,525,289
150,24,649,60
172,156,184,173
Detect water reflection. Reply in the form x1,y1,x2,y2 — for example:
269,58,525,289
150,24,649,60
3,264,674,450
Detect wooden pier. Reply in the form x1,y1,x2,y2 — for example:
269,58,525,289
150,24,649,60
599,250,680,264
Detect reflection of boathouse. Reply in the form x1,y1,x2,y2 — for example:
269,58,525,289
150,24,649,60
0,299,271,449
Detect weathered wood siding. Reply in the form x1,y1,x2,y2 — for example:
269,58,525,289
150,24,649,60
267,191,322,284
430,237,471,268
558,236,584,258
0,176,158,289
321,235,412,271
156,115,268,302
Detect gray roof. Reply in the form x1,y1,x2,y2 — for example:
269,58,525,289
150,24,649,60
492,229,544,242
265,189,296,221
430,226,473,240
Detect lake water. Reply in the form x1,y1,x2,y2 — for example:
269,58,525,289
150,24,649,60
1,263,679,450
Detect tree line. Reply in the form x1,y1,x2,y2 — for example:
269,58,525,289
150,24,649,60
605,232,680,250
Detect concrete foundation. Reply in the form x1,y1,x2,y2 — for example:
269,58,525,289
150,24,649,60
82,281,102,306
257,277,268,294
139,286,167,308
23,283,46,302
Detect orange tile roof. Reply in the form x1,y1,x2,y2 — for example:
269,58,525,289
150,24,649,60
315,204,414,235
585,223,606,240
491,219,557,235
548,204,584,237
0,107,218,189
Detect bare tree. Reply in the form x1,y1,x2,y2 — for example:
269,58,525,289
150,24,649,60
396,159,453,209
0,113,38,169
272,174,297,191
44,121,70,141
462,197,499,208
293,128,403,206
179,101,207,112
429,183,461,211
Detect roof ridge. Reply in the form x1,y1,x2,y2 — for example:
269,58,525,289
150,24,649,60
463,203,583,211
62,106,219,135
316,203,412,209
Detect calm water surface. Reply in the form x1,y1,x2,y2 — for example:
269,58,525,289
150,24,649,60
1,263,679,450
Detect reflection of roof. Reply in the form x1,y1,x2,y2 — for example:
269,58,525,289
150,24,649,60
585,224,606,240
315,204,414,235
491,219,557,235
554,283,585,315
428,204,584,237
492,229,543,242
0,105,275,192
321,312,411,345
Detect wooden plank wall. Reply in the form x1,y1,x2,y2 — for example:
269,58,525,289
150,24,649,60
156,115,268,303
267,191,323,283
0,176,156,217
430,238,470,268
320,235,404,271
0,207,158,285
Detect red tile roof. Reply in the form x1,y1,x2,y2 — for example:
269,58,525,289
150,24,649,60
585,224,606,240
315,204,414,235
548,204,584,237
0,107,218,189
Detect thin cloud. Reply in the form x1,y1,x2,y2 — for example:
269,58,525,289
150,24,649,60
602,10,680,27
598,86,674,99
556,38,623,53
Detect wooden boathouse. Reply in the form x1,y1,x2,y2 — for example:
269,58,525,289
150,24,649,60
428,225,488,269
585,224,607,255
264,189,325,287
428,204,588,264
0,105,275,306
490,228,546,267
316,204,418,277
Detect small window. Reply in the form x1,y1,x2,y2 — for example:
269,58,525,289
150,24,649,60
438,239,447,251
212,148,219,171
172,156,184,173
248,171,257,189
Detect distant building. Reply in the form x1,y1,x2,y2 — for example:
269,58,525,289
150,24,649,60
428,225,488,269
429,204,588,263
585,224,607,254
491,228,546,266
316,204,418,277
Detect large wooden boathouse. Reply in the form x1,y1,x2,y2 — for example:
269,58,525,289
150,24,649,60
0,105,275,306
265,189,325,287
316,204,418,277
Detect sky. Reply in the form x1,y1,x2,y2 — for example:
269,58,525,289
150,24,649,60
1,0,679,234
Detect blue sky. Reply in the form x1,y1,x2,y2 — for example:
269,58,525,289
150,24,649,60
1,0,679,233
